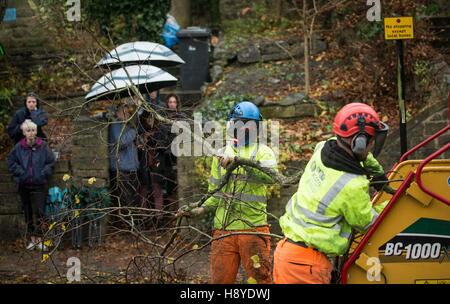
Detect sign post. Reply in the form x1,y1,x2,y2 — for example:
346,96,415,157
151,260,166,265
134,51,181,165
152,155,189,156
384,17,414,158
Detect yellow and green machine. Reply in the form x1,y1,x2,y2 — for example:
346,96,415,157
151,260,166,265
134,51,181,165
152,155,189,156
343,96,450,284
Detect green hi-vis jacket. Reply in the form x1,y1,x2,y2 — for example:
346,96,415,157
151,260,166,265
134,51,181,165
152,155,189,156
204,143,278,231
280,141,387,256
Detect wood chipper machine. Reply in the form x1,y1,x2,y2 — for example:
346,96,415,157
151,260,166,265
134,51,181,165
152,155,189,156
341,95,450,284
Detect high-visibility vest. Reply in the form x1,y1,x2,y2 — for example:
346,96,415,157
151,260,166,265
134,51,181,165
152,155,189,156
204,143,278,230
279,140,386,256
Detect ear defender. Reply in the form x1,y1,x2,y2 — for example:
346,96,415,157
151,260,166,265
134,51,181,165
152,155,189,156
351,115,369,161
351,134,368,161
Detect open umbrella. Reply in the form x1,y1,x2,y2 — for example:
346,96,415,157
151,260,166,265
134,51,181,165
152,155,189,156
96,41,185,69
85,65,177,101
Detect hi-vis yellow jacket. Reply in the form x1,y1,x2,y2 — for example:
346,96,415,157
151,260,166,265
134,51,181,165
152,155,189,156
204,143,278,230
279,141,387,256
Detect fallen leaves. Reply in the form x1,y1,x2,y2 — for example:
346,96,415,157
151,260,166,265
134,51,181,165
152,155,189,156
247,276,258,284
41,254,49,263
250,254,261,269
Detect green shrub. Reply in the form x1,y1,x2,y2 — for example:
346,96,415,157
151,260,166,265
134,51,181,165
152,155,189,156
356,21,383,40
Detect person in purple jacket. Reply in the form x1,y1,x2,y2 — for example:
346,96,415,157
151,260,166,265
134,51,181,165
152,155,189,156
7,120,55,250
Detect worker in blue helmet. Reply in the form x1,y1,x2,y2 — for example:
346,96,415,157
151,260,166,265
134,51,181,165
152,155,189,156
227,101,263,147
184,100,278,283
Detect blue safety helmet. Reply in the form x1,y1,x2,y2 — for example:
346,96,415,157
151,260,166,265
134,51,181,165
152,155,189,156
228,101,262,121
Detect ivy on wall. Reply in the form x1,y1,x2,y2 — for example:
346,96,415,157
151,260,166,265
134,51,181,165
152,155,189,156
34,0,170,44
84,0,171,44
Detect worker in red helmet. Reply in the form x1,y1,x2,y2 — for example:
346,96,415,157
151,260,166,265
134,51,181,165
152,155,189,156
273,102,390,284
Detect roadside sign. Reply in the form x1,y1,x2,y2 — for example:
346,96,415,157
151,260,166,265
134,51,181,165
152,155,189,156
384,17,414,40
384,16,414,156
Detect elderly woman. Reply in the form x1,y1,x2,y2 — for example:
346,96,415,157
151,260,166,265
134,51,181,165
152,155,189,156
7,120,55,250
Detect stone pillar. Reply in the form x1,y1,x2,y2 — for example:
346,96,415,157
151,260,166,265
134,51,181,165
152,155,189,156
0,160,24,239
69,114,110,244
71,115,109,186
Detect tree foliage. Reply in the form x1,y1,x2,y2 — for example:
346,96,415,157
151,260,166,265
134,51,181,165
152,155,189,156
84,0,171,44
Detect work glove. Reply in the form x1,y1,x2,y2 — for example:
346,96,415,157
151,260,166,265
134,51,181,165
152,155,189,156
176,203,206,217
219,156,236,169
370,174,396,195
189,207,206,217
371,174,389,191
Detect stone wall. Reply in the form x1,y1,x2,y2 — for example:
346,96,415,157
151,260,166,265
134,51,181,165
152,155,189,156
377,98,449,169
377,59,450,169
70,114,109,187
0,0,55,76
0,95,109,239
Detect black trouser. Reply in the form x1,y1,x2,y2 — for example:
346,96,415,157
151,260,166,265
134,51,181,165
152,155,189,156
18,185,47,237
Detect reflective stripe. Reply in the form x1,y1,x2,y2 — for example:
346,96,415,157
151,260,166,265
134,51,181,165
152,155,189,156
362,209,379,231
316,173,358,214
213,192,267,203
340,231,352,240
287,198,353,247
209,176,221,186
250,144,259,160
210,174,259,185
287,198,341,230
287,198,317,229
297,204,342,225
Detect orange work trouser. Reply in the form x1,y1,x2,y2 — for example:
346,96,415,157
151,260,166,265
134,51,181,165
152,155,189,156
210,226,272,284
273,238,332,284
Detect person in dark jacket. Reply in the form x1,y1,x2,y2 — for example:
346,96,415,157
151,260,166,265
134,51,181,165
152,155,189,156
7,92,48,144
108,104,140,208
160,94,183,211
7,120,55,251
137,109,166,219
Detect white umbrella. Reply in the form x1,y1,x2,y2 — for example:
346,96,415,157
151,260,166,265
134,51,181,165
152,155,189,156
96,41,185,69
85,65,177,101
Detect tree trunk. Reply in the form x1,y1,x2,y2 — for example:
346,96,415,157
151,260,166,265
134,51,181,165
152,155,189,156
275,0,283,24
170,0,191,28
210,0,221,32
303,0,310,96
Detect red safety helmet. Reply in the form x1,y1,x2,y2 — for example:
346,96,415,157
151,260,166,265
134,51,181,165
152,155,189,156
333,103,381,137
333,103,389,158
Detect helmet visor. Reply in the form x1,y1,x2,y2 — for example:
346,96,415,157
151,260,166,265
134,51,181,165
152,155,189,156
372,121,389,157
226,119,259,145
